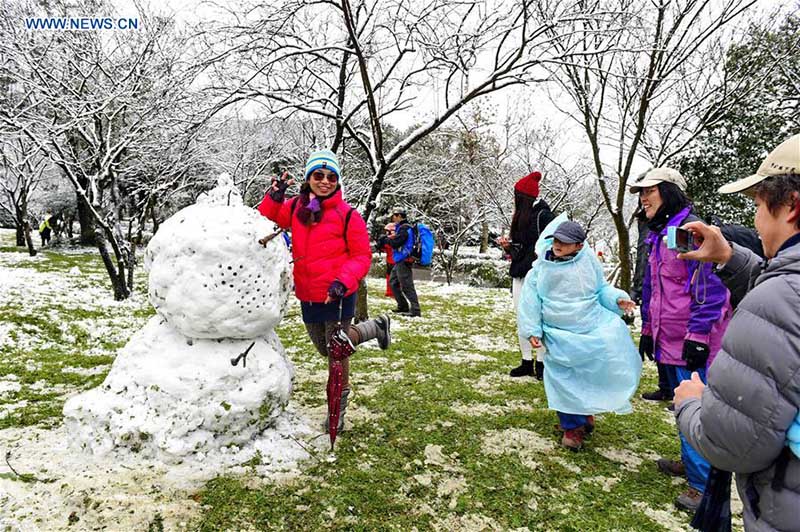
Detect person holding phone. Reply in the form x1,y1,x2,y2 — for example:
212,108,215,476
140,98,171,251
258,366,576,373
257,149,391,433
628,167,732,512
670,134,800,532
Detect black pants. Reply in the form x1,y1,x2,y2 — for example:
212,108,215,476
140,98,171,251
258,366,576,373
657,361,674,398
389,261,419,313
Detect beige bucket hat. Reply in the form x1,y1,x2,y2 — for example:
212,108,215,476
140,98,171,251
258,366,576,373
628,167,688,193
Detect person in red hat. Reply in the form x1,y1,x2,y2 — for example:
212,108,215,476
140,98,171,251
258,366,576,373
497,171,556,379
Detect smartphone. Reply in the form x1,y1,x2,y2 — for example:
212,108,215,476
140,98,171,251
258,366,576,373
667,226,694,253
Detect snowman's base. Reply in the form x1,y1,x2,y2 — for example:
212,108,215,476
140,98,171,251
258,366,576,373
64,317,295,462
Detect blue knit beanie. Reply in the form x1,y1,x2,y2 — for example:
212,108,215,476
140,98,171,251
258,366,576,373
304,149,341,180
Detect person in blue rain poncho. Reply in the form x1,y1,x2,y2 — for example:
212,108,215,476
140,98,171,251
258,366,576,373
517,215,642,450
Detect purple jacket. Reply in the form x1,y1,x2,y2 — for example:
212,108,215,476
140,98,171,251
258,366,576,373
641,208,732,366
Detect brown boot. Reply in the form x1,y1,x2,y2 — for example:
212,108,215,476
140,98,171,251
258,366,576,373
675,487,703,512
656,458,686,477
561,427,585,451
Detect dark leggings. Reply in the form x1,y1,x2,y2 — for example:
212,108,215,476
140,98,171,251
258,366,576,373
305,318,355,357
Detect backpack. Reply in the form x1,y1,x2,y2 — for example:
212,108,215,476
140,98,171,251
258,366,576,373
410,222,434,266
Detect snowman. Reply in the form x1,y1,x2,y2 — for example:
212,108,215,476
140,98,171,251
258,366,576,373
63,174,297,461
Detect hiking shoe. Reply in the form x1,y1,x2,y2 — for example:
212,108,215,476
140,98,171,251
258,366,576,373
534,361,544,381
390,307,409,314
675,487,703,512
641,389,673,401
400,310,421,318
561,427,585,451
656,458,686,477
323,388,350,434
509,359,534,377
375,315,391,350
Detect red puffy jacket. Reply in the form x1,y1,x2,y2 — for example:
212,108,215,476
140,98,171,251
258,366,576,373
258,189,371,303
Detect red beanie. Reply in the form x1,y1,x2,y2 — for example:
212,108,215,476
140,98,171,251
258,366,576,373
514,171,541,197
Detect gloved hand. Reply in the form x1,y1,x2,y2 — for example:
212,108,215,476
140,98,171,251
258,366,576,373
682,339,710,371
327,280,347,301
639,334,654,361
268,171,292,202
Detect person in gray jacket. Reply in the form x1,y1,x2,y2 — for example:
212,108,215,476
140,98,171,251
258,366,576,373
673,133,800,531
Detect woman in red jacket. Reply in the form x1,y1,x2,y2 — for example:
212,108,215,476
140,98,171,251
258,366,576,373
258,149,390,433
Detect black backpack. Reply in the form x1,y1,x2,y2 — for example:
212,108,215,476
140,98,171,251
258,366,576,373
706,215,764,259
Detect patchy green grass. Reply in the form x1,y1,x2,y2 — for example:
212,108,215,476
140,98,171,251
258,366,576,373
0,229,709,531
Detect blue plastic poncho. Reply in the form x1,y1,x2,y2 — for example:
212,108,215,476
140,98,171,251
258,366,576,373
517,214,642,415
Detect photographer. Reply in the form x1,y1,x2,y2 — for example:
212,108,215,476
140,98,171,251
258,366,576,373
673,134,800,531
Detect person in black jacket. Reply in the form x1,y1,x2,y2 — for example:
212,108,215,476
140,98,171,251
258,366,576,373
498,171,555,378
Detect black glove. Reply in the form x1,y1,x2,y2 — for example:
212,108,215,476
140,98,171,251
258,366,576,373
682,339,710,371
327,280,347,301
268,176,291,202
638,334,654,361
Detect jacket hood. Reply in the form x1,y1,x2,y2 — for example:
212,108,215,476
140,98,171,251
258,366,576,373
758,241,800,285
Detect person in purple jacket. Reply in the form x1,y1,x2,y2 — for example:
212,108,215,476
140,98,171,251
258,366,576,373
629,167,733,512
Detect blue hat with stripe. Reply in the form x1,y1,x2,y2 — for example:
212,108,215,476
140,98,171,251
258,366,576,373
304,149,341,180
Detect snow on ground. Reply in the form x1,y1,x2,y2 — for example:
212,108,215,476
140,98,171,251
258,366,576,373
0,411,316,531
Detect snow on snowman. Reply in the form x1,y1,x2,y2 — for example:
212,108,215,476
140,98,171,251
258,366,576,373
64,174,301,462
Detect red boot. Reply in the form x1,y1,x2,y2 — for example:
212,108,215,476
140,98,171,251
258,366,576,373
561,427,585,451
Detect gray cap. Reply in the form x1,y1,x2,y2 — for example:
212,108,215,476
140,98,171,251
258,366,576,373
552,221,586,244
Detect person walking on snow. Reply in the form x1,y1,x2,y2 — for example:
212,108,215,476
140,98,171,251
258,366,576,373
258,149,391,433
384,209,421,317
498,171,555,379
39,213,52,246
629,167,732,512
517,218,641,451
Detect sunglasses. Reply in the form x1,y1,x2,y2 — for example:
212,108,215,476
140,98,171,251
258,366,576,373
310,172,338,183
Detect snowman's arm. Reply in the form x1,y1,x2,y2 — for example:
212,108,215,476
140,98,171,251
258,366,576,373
335,210,372,294
257,192,294,230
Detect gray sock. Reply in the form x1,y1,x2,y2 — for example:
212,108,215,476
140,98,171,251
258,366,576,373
352,319,380,345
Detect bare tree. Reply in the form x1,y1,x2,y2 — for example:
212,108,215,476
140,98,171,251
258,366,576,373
0,134,47,254
1,0,208,299
203,0,625,224
538,0,769,290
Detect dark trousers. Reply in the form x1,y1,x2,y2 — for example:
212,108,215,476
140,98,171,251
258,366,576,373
657,362,674,398
558,412,588,430
389,261,420,313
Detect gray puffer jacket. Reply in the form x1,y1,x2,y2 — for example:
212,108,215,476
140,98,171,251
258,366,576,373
676,240,800,532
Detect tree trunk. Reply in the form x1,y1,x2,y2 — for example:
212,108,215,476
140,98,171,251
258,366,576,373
354,278,368,323
15,224,25,247
14,203,27,246
96,229,130,301
480,219,489,254
611,212,632,291
66,214,75,238
23,221,36,256
151,208,160,235
77,193,96,246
